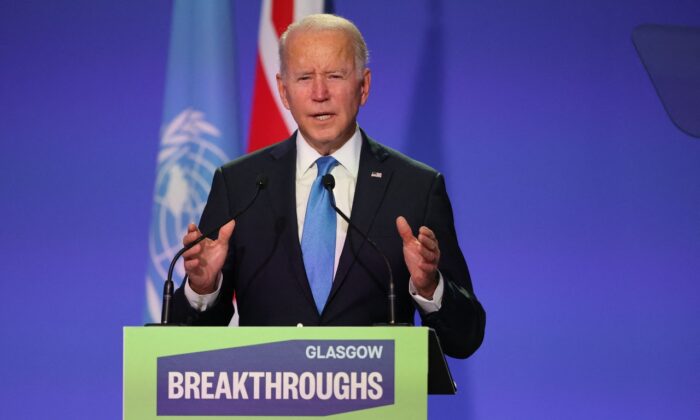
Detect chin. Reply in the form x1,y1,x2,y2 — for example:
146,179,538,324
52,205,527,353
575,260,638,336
307,130,341,144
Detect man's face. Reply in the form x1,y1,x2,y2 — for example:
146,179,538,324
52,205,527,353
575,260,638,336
277,30,371,154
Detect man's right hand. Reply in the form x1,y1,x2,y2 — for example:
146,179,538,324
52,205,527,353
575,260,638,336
182,220,235,295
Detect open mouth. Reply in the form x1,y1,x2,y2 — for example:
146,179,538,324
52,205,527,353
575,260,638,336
312,113,334,121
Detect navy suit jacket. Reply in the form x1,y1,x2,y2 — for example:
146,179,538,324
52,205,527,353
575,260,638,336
172,131,485,358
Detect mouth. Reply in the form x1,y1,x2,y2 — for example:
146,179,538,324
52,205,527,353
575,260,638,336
311,113,334,121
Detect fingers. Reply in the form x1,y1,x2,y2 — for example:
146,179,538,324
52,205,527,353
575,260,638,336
418,244,439,263
183,257,203,273
417,226,440,262
182,220,234,254
418,226,437,250
390,217,444,290
182,243,202,259
218,220,235,243
183,223,202,246
397,218,439,251
398,219,440,266
396,216,415,244
181,220,234,275
183,240,209,279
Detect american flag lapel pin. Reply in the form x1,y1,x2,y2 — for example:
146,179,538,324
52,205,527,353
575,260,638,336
370,171,383,178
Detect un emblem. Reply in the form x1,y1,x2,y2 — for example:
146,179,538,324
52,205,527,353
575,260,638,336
145,108,230,322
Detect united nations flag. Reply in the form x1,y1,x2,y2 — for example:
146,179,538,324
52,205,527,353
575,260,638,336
144,0,240,323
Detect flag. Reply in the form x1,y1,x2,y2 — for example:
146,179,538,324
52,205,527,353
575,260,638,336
247,0,328,152
144,0,241,323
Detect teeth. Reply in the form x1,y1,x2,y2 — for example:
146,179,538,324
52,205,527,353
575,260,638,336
314,114,331,121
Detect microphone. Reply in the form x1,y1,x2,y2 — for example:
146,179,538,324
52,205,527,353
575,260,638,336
322,174,402,326
158,174,269,325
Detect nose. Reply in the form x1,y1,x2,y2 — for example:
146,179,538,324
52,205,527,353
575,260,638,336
311,77,329,102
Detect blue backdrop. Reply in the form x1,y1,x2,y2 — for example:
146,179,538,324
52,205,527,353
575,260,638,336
0,1,698,419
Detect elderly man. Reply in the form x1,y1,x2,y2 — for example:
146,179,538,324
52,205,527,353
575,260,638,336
171,14,485,358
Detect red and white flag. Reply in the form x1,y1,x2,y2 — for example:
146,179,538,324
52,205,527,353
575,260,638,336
247,0,327,152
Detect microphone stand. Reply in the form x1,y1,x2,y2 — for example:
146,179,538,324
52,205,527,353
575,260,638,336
322,174,409,326
148,175,268,326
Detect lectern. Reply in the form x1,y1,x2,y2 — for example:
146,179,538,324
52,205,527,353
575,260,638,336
123,326,455,419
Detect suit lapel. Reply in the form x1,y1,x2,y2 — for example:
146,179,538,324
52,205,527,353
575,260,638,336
266,135,317,309
328,133,393,304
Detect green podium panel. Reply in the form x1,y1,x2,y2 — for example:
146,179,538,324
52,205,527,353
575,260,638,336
123,327,428,419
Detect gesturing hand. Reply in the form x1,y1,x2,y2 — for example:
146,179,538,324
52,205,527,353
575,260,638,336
396,216,440,299
182,220,235,295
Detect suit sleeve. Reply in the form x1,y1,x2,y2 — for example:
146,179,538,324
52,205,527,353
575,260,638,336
419,173,486,358
170,167,236,325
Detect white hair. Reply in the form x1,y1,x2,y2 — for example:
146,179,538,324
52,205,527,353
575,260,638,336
279,14,369,78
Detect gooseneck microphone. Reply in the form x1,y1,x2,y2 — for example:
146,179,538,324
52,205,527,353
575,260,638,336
159,174,269,325
322,174,401,325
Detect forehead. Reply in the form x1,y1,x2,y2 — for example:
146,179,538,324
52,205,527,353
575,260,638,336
284,29,355,71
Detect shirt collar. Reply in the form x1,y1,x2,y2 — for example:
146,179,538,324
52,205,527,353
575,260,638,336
296,127,362,179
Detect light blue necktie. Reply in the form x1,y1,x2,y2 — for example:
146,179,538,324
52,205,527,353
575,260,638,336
301,156,339,313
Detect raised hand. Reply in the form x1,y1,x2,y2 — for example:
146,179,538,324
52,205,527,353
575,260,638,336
182,220,235,294
396,216,440,299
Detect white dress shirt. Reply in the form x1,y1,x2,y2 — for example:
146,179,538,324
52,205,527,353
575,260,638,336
185,128,443,314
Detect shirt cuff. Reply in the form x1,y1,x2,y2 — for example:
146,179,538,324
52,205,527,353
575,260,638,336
184,272,223,311
409,271,444,313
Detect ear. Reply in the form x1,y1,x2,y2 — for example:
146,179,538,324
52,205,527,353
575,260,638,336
276,73,291,110
359,68,371,106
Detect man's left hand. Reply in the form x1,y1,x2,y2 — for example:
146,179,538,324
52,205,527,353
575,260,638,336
396,216,440,299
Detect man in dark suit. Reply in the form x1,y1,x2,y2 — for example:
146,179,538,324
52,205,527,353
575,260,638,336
171,14,485,359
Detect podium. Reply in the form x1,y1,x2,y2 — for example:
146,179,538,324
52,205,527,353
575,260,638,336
123,326,454,419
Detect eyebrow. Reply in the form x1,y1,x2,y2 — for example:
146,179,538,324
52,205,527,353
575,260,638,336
293,68,350,77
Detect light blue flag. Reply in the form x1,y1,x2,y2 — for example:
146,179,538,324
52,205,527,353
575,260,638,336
144,0,240,323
